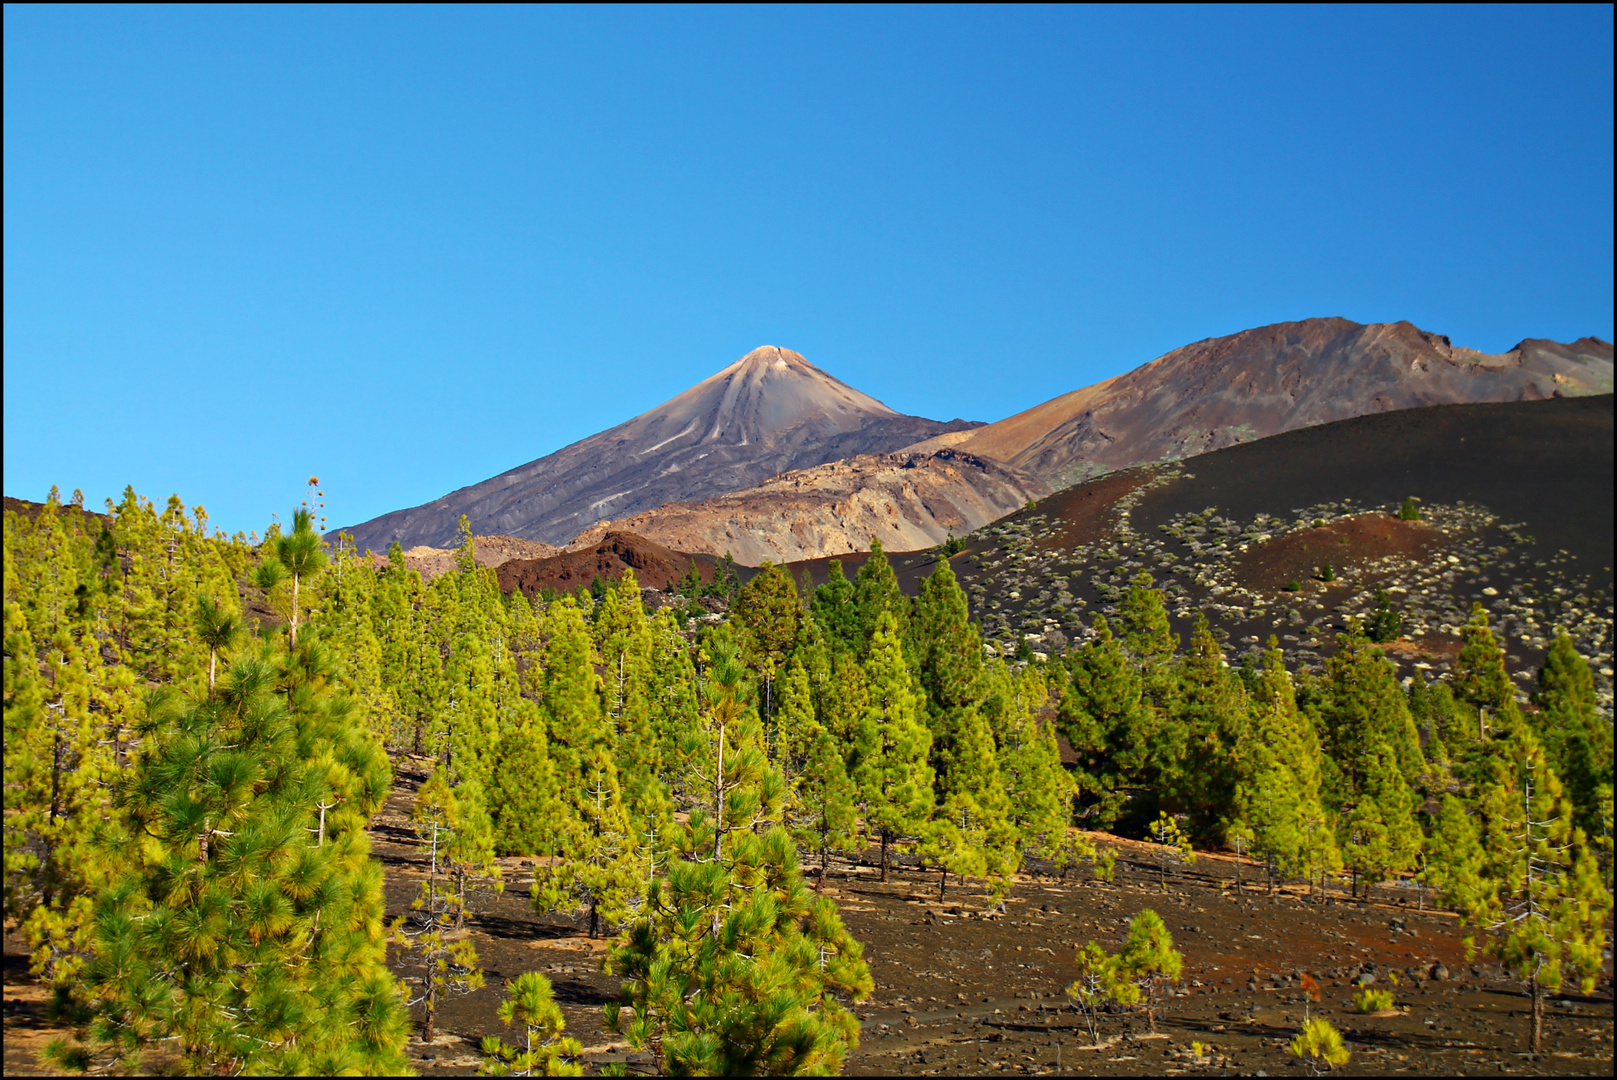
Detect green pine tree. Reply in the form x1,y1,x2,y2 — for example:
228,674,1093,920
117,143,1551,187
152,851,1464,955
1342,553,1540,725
857,612,934,881
1112,909,1184,1032
854,538,911,657
1532,629,1612,837
1469,734,1613,1051
812,559,862,654
478,971,583,1076
733,561,802,719
45,648,409,1074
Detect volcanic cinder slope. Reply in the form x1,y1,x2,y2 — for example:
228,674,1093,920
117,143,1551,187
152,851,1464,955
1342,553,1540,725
566,447,1048,565
955,317,1614,488
942,394,1614,700
342,346,978,552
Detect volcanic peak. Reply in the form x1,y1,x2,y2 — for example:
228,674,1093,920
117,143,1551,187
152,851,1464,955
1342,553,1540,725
340,344,977,552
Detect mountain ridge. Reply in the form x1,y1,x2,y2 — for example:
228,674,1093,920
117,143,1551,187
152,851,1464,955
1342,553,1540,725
955,318,1614,486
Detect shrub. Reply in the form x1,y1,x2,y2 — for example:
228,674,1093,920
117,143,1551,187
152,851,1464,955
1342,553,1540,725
1288,1017,1351,1074
1354,987,1395,1013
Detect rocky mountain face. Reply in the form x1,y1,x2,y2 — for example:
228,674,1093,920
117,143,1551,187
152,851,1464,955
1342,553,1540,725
341,346,979,553
565,447,1048,565
955,318,1614,488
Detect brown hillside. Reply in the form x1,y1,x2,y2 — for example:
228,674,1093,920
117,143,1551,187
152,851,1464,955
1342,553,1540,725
956,318,1613,488
496,532,722,595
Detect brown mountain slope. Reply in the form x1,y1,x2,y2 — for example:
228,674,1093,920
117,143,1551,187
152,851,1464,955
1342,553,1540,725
341,346,979,552
496,532,725,595
565,448,1048,565
956,318,1614,487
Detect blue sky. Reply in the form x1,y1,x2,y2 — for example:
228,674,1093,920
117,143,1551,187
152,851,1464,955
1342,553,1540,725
5,5,1612,537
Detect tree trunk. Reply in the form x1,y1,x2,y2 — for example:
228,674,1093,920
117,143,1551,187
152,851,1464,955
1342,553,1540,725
589,897,600,940
819,844,828,892
50,729,63,821
939,863,948,899
714,722,726,861
424,990,436,1044
1530,969,1543,1053
880,831,889,883
291,572,300,646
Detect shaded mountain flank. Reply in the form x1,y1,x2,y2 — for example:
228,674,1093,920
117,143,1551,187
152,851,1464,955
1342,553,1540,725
565,447,1048,565
341,346,979,553
955,318,1614,489
788,395,1614,704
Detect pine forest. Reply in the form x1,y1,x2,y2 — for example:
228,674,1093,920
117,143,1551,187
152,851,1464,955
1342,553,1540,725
4,486,1611,1074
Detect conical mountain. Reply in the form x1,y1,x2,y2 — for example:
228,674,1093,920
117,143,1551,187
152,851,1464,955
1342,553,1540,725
956,318,1613,488
343,346,979,551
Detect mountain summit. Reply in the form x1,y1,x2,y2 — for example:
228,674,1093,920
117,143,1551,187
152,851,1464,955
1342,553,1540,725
342,346,979,551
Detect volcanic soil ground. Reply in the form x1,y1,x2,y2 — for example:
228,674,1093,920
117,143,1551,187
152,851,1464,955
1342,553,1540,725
5,757,1612,1075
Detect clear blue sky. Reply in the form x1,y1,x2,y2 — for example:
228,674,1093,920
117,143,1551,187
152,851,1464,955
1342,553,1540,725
5,5,1612,537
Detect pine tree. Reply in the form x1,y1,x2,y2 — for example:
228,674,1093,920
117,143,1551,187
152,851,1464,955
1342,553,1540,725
1113,908,1183,1032
1065,940,1135,1045
1147,812,1196,890
857,612,934,881
607,625,872,1074
792,727,861,890
1288,1017,1351,1074
1469,734,1612,1051
996,664,1074,873
1232,643,1337,896
1315,629,1424,797
925,696,1016,903
192,592,241,695
1424,794,1489,919
733,561,801,718
1340,741,1422,900
1367,588,1402,644
46,650,409,1074
1167,614,1249,830
479,971,583,1076
1532,629,1612,836
393,869,485,1045
594,573,673,832
1119,571,1177,665
1454,603,1517,738
605,823,872,1075
854,538,910,656
812,559,862,655
487,696,565,856
1058,615,1153,825
913,555,985,755
266,506,328,646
